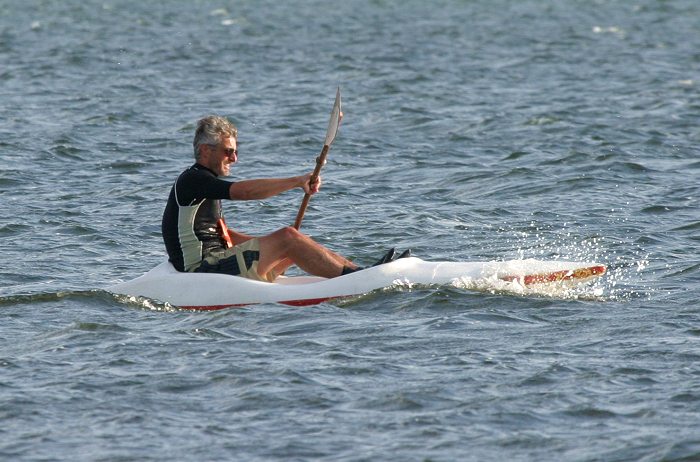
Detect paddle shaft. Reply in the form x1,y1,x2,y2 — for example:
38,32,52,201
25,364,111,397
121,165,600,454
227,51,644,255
293,144,330,230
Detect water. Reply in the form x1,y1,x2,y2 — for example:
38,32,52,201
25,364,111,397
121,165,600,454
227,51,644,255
1,0,699,460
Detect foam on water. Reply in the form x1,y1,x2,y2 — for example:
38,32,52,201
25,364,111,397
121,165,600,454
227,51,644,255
484,219,654,302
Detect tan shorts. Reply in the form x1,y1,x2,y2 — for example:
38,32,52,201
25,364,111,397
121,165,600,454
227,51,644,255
193,238,276,282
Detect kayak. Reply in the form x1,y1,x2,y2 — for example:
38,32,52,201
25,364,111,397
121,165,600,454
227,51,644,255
107,257,606,310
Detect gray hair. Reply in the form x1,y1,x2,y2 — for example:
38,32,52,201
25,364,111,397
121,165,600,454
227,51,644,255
193,115,238,160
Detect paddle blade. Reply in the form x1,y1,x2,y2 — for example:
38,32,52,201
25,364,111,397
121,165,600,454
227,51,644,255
324,87,342,146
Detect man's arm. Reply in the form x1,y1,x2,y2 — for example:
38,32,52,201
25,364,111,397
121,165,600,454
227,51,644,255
228,173,320,200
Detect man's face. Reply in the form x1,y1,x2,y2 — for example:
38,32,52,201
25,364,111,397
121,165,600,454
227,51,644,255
204,135,238,176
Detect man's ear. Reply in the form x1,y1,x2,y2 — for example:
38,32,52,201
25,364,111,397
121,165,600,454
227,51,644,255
197,144,211,161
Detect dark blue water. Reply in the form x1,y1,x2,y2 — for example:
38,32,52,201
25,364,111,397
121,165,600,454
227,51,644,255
2,1,699,460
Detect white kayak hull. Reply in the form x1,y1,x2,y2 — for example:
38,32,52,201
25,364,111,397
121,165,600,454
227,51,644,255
107,257,606,310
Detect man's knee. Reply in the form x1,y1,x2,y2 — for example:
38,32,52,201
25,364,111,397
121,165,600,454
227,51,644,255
275,226,303,242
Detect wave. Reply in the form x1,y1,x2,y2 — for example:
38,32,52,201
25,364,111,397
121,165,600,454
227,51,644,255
0,289,177,312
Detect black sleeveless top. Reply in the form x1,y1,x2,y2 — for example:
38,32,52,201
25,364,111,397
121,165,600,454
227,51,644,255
161,164,233,272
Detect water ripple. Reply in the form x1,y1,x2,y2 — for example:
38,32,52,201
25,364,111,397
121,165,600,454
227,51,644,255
2,0,699,460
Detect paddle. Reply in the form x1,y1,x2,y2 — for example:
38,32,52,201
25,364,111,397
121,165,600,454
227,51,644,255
293,87,342,230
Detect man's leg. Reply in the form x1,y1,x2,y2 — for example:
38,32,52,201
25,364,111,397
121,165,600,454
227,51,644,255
256,227,357,279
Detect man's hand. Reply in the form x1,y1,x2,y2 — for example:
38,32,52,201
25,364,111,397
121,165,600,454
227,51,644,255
300,173,322,195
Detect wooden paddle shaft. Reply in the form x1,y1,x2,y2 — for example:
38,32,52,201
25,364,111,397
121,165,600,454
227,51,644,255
294,144,330,230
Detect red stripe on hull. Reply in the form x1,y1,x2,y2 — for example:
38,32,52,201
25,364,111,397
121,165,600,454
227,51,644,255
179,296,337,311
180,303,249,311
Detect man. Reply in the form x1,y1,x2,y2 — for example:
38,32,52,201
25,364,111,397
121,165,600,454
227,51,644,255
162,115,399,282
